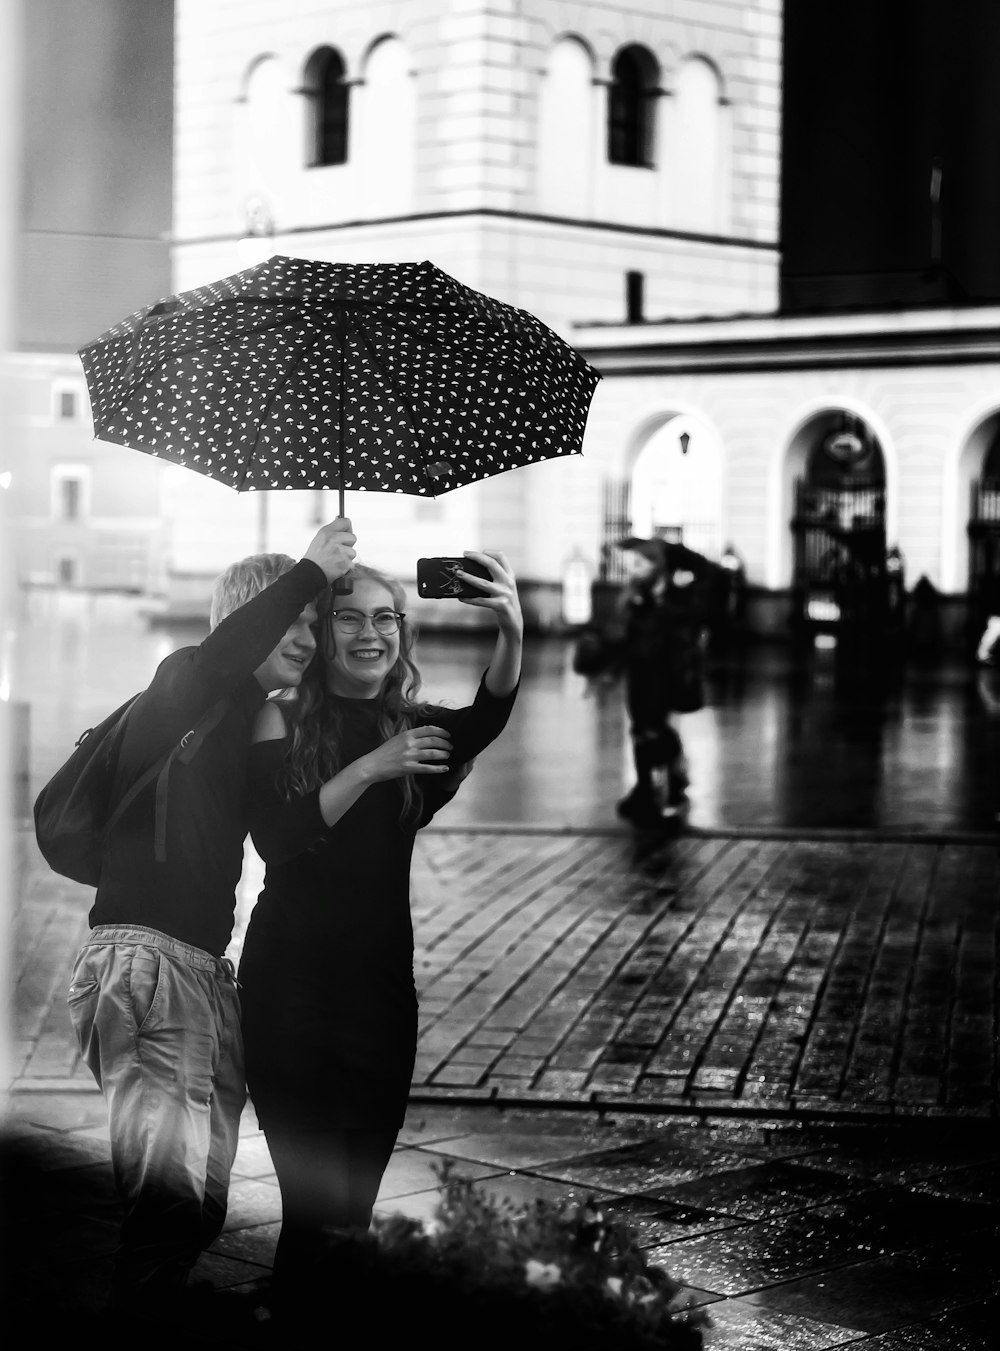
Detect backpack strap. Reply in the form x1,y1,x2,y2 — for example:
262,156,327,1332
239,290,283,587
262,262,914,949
91,696,159,839
152,696,232,862
100,696,232,864
74,692,143,750
103,759,168,844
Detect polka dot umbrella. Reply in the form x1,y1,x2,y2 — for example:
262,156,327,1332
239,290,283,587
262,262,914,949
79,254,601,516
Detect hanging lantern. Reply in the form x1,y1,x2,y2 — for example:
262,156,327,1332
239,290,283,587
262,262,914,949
824,430,868,465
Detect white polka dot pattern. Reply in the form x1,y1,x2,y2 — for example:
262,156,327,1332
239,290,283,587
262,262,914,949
78,255,601,495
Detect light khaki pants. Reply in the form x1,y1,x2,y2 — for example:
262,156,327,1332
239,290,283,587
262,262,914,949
68,924,246,1308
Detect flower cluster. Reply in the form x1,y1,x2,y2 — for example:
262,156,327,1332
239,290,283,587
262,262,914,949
367,1159,709,1350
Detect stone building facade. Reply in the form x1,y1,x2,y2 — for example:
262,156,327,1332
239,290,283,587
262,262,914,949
152,0,782,625
7,0,998,648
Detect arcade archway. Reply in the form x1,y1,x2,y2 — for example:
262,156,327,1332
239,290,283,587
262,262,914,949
967,413,1000,640
787,411,896,645
630,415,724,560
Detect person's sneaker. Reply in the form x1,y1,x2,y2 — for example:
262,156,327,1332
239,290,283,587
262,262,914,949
641,766,689,824
667,759,690,806
651,765,688,817
616,790,661,828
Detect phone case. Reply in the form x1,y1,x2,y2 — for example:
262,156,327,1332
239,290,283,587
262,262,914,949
416,556,491,599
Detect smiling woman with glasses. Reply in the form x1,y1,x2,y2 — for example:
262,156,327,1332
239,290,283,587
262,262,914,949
237,552,523,1328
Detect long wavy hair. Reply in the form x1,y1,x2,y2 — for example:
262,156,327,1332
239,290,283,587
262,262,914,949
274,563,442,823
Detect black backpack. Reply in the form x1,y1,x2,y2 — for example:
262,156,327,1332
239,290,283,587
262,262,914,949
33,692,230,888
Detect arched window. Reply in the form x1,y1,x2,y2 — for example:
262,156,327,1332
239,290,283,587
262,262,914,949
607,45,657,167
305,46,349,166
536,36,594,215
358,36,415,215
241,55,288,209
666,56,727,232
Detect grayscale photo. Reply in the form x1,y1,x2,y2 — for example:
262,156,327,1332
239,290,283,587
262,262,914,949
1,1,997,1344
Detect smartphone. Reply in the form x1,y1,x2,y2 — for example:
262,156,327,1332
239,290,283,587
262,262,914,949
416,556,492,599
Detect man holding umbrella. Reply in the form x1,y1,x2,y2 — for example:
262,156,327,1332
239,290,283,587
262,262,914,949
614,536,711,827
66,516,356,1315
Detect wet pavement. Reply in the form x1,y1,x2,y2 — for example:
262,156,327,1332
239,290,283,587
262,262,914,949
3,593,999,1344
10,589,1000,837
5,1088,998,1347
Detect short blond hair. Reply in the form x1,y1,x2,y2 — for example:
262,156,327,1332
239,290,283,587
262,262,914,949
209,552,297,630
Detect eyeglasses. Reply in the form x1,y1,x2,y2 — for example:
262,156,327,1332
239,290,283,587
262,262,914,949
328,609,405,636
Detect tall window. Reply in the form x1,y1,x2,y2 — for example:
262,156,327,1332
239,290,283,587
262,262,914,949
52,378,85,422
59,476,82,520
242,55,288,212
305,47,349,166
536,37,594,216
667,56,727,233
625,270,644,322
608,46,657,167
52,466,89,521
358,36,415,216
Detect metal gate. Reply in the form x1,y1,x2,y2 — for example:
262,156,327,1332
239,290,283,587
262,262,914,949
968,479,1000,641
591,478,631,625
596,478,631,583
790,478,887,637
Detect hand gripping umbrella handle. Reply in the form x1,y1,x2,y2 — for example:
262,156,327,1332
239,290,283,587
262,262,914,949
332,484,352,593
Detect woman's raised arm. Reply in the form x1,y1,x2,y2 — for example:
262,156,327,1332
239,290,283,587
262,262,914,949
452,548,523,697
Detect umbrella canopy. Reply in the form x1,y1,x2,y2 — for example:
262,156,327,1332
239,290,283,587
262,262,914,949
616,535,713,577
79,255,600,511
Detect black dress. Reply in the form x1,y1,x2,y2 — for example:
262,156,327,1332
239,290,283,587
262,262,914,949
238,677,516,1134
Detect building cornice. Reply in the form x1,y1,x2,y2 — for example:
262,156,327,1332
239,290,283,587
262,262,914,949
171,207,777,253
574,308,1000,375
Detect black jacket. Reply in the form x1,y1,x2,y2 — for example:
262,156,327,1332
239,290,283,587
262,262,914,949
88,559,326,956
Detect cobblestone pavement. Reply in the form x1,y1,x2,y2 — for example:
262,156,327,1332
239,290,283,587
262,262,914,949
7,823,1000,1346
13,822,999,1119
409,827,999,1120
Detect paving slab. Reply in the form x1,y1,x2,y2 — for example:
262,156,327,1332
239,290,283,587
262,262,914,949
12,824,1000,1118
5,815,999,1344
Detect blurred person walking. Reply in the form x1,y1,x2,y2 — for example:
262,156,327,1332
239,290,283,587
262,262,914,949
614,537,710,828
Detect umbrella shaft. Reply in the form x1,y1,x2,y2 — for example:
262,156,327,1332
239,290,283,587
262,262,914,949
334,480,351,593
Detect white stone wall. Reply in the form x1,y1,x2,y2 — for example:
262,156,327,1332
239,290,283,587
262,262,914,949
166,0,782,612
3,354,170,592
575,315,1000,597
174,215,777,342
173,0,781,306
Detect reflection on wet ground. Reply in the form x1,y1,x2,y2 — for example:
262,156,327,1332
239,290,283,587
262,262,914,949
9,1098,997,1345
416,633,1000,836
10,590,1000,835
